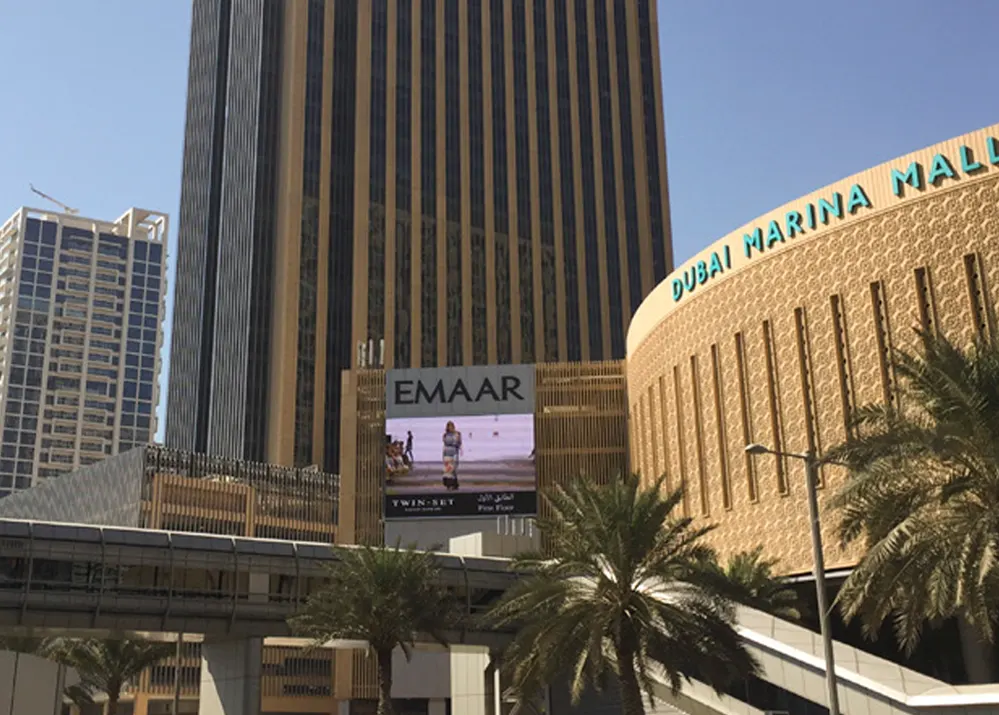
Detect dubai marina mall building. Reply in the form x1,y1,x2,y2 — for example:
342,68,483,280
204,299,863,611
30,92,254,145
627,122,999,578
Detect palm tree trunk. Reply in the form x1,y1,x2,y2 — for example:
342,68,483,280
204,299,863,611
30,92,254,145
376,648,395,715
957,615,997,683
616,642,646,715
106,682,122,715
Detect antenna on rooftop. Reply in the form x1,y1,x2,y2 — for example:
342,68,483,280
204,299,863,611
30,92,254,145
29,184,79,215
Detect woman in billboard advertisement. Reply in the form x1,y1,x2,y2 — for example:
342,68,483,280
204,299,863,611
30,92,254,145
442,420,463,490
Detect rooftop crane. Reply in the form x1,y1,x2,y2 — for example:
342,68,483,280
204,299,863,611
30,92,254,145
29,184,79,215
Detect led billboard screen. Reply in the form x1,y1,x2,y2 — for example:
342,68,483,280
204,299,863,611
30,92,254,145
384,365,537,519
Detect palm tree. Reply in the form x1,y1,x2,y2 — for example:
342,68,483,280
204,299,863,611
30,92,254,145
826,330,999,659
288,543,461,715
706,546,803,622
483,475,759,715
49,639,175,714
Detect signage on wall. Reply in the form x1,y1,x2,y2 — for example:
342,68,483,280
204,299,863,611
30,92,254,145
383,365,538,519
671,135,999,304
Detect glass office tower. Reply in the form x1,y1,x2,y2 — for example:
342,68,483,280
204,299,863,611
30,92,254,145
0,207,167,497
167,0,672,472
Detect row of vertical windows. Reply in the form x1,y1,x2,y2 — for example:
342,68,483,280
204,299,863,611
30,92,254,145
323,0,358,471
637,0,668,283
534,0,558,362
367,0,389,351
244,0,283,461
614,0,644,314
469,0,488,365
553,0,581,361
339,0,667,374
594,0,625,358
491,0,512,364
419,0,438,367
293,0,325,465
444,0,462,367
394,0,413,369
574,0,602,360
512,0,535,364
468,0,486,232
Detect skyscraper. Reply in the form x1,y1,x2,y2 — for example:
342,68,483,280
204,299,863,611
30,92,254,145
0,207,167,497
167,0,672,472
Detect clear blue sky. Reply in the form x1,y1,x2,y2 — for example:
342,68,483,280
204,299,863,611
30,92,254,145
0,1,997,441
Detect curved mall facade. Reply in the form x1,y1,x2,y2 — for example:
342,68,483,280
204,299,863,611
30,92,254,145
626,123,999,574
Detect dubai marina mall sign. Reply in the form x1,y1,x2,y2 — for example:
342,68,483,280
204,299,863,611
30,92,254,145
671,134,999,304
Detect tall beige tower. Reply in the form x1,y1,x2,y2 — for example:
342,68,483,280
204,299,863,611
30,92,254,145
167,0,672,473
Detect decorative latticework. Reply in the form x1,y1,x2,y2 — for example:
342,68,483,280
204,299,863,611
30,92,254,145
628,170,999,575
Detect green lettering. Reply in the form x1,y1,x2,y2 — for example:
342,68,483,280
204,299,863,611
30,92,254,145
891,161,923,197
708,252,723,277
846,184,871,214
817,193,843,224
743,228,763,257
784,211,804,238
766,220,784,248
927,153,956,184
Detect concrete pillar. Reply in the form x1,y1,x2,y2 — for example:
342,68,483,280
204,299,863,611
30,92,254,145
451,645,493,715
198,638,262,715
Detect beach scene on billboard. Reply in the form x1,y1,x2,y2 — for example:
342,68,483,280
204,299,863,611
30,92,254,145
384,413,536,518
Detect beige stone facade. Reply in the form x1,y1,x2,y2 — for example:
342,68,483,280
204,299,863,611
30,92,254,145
626,123,999,574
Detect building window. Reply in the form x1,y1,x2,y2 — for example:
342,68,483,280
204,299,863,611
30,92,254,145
419,0,438,367
533,0,558,361
575,0,602,359
637,0,668,282
554,0,580,361
512,0,534,363
394,0,413,369
594,0,625,358
490,0,511,364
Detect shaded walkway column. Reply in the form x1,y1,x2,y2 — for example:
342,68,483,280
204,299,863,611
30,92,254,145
450,645,496,715
198,638,262,715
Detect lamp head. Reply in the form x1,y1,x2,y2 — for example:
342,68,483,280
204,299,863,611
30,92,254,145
744,443,771,456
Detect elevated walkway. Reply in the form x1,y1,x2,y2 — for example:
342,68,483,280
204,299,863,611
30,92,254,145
0,518,514,648
2,518,998,714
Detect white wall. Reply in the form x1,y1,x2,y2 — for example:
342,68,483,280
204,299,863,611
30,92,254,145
391,648,450,699
386,518,502,551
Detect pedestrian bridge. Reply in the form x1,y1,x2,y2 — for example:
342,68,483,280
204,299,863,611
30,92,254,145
1,518,997,715
0,518,514,648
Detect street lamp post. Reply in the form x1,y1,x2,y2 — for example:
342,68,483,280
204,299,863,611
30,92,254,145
745,443,841,715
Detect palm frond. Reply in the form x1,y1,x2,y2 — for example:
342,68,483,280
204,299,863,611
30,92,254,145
486,474,759,712
829,330,999,652
289,543,461,657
